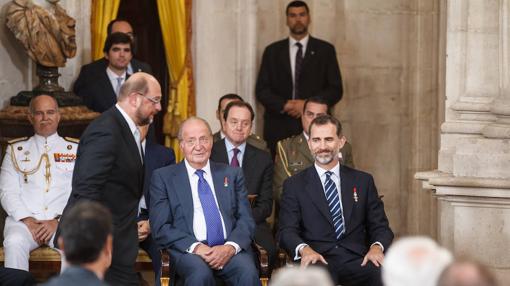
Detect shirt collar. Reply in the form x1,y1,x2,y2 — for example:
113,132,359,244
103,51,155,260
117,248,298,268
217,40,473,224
106,67,127,81
303,131,309,141
184,159,212,178
224,138,246,155
33,132,59,146
289,34,310,49
115,104,138,136
314,162,340,179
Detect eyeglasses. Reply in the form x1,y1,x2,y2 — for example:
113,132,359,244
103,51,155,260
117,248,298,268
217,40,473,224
136,92,161,105
182,136,211,147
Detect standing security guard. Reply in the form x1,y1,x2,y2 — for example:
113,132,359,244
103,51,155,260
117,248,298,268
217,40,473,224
0,95,78,271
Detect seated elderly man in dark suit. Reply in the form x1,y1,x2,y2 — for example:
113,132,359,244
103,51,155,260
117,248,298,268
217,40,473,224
279,115,393,286
44,201,113,286
150,117,260,286
210,101,276,269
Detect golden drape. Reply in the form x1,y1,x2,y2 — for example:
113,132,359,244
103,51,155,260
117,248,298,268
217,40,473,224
90,0,121,60
157,0,195,161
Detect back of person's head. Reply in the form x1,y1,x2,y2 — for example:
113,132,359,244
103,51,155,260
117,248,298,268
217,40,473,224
103,32,133,54
59,201,113,265
270,266,334,286
382,236,453,286
438,259,498,286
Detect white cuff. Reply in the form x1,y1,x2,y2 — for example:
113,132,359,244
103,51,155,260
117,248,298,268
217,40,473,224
294,243,308,261
370,241,384,252
225,241,241,255
187,242,202,254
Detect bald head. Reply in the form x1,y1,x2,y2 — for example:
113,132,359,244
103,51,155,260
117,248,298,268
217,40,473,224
28,95,61,137
117,72,162,126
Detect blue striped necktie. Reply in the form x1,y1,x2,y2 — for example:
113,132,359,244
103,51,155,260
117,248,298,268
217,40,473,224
195,169,224,246
324,171,344,239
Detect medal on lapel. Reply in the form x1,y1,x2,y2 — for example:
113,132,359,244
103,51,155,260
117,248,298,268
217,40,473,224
353,187,359,203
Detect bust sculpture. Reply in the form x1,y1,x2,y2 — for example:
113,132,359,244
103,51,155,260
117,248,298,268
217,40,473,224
5,0,77,67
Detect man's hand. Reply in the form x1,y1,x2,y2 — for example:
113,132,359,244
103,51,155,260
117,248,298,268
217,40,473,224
300,245,328,268
21,217,43,244
283,99,305,118
203,245,236,270
193,243,213,259
34,219,58,244
361,244,384,267
137,220,151,241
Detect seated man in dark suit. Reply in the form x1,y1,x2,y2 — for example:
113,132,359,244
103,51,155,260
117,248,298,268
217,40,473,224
137,124,176,285
149,117,260,286
44,201,113,286
279,115,393,286
210,101,276,269
213,93,267,151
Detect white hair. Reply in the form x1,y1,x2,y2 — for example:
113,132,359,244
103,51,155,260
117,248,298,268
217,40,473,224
270,266,334,286
382,236,453,286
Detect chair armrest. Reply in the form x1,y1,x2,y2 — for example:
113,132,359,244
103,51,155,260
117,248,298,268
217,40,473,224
160,249,170,286
253,242,269,286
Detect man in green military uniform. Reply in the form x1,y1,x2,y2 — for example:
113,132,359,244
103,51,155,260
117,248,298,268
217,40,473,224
274,97,354,204
213,93,268,151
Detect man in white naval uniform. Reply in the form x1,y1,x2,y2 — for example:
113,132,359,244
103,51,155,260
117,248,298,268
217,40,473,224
0,95,78,270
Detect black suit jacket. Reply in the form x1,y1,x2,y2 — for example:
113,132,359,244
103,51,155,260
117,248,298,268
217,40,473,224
279,164,393,259
56,107,144,285
256,36,343,145
210,139,273,224
138,142,176,221
73,58,152,113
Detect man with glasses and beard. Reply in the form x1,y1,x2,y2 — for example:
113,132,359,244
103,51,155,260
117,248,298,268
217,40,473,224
56,72,162,286
279,115,393,286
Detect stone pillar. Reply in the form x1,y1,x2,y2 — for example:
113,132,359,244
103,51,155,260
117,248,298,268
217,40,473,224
416,0,510,283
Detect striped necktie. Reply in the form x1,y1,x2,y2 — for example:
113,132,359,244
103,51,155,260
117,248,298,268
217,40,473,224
324,171,344,239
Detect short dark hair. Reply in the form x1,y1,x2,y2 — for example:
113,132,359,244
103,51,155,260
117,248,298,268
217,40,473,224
107,19,130,36
60,201,113,265
309,114,342,137
103,32,133,54
286,1,309,15
217,94,244,112
223,101,255,122
303,96,330,114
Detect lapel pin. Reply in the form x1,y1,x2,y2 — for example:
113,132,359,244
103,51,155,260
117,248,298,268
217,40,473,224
353,187,358,203
224,176,229,188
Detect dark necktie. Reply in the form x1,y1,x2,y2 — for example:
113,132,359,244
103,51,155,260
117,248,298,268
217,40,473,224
324,171,344,239
230,148,240,167
294,42,303,99
195,169,224,246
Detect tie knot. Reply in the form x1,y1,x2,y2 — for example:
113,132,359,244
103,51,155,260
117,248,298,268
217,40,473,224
195,169,205,180
325,171,333,180
296,42,303,49
233,148,240,156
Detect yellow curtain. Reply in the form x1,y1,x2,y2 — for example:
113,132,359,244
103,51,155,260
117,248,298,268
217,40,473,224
157,0,195,161
90,0,121,60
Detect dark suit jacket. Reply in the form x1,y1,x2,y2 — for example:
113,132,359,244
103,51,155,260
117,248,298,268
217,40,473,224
256,36,343,145
279,164,393,259
56,107,144,284
138,143,176,221
210,139,273,224
43,266,108,286
73,58,152,113
149,161,255,263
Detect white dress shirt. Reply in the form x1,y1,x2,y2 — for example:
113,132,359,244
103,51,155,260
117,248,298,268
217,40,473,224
224,138,246,167
184,159,240,254
106,68,127,97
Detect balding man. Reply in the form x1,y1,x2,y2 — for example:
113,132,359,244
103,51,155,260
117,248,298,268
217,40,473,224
0,95,78,270
150,117,260,285
57,72,162,286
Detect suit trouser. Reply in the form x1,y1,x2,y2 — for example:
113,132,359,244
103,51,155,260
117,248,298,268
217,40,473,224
139,235,161,286
3,216,64,271
324,245,383,286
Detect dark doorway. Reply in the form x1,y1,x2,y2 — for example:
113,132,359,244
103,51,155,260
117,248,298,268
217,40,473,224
117,0,169,144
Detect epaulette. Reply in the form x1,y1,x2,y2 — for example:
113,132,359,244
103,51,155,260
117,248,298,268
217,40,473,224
7,137,28,144
64,137,80,144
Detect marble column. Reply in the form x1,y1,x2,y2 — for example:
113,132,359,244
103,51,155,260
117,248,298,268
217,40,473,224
416,0,510,283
